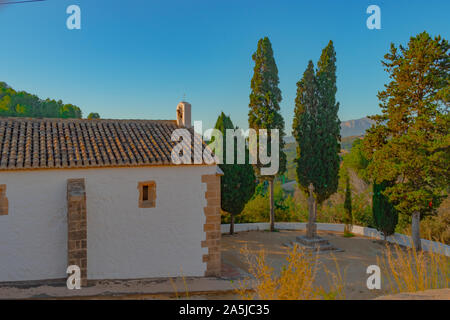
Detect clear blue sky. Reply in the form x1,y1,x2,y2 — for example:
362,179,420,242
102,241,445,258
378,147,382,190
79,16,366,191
0,0,448,133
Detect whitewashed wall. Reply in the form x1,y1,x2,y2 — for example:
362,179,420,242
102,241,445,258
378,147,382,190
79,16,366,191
0,165,216,282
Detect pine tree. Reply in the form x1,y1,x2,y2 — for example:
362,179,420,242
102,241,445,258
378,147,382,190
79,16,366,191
343,174,353,235
373,181,398,240
248,37,286,232
363,32,449,250
215,112,256,235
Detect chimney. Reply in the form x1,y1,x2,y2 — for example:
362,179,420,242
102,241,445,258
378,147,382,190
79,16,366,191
176,101,192,128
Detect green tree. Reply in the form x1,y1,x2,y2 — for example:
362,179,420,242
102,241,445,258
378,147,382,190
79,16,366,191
60,104,82,118
87,112,100,119
373,181,398,240
292,61,319,195
15,104,27,115
315,40,341,203
239,181,299,224
293,41,341,205
0,95,11,115
215,112,256,234
248,37,287,231
363,32,449,250
343,174,353,234
342,139,370,182
0,82,82,119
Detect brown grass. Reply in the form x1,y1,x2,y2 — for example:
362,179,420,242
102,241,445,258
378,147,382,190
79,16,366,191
235,244,346,300
235,237,449,300
320,253,346,300
168,268,190,299
378,242,450,293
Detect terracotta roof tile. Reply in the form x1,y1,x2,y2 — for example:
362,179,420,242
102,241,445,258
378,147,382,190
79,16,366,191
0,118,208,171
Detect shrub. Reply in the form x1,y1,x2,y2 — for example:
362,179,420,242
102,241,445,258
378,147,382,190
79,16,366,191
396,201,450,245
238,182,303,223
237,194,270,223
420,197,450,245
373,181,398,240
352,192,374,227
342,139,370,182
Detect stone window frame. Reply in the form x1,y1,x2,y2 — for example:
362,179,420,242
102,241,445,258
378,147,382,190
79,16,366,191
0,184,8,216
138,181,156,208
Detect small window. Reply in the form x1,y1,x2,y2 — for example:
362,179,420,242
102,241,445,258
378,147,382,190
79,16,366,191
143,186,149,201
0,184,8,216
138,181,156,208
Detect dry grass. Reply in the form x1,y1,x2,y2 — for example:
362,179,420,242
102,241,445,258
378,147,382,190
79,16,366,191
235,236,449,300
236,244,346,300
168,269,190,299
378,242,450,293
320,253,346,300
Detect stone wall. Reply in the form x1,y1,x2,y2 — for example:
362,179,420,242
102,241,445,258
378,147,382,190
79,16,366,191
67,178,87,286
201,174,222,277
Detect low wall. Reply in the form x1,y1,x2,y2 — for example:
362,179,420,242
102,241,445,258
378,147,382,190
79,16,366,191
221,222,450,257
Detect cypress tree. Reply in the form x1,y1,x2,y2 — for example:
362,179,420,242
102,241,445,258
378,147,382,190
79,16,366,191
293,41,340,206
292,61,319,194
315,40,341,204
215,112,256,235
372,181,398,240
343,174,353,234
248,37,286,232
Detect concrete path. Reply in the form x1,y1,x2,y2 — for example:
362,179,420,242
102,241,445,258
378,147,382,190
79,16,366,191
376,288,450,300
0,277,239,299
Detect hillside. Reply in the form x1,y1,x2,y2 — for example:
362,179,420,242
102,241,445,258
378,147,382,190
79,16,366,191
0,82,82,119
285,117,374,147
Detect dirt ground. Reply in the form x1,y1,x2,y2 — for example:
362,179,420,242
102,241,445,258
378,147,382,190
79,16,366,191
221,230,396,299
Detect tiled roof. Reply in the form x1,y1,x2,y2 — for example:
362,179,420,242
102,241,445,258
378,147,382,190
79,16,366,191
0,117,207,171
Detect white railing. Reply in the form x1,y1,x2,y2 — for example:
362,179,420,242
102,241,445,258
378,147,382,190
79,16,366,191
220,222,450,257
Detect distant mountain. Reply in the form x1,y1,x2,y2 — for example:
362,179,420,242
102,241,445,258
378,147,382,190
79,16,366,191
284,117,374,144
340,117,374,137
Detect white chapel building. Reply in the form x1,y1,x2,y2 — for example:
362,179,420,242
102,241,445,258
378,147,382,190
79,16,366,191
0,102,222,284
